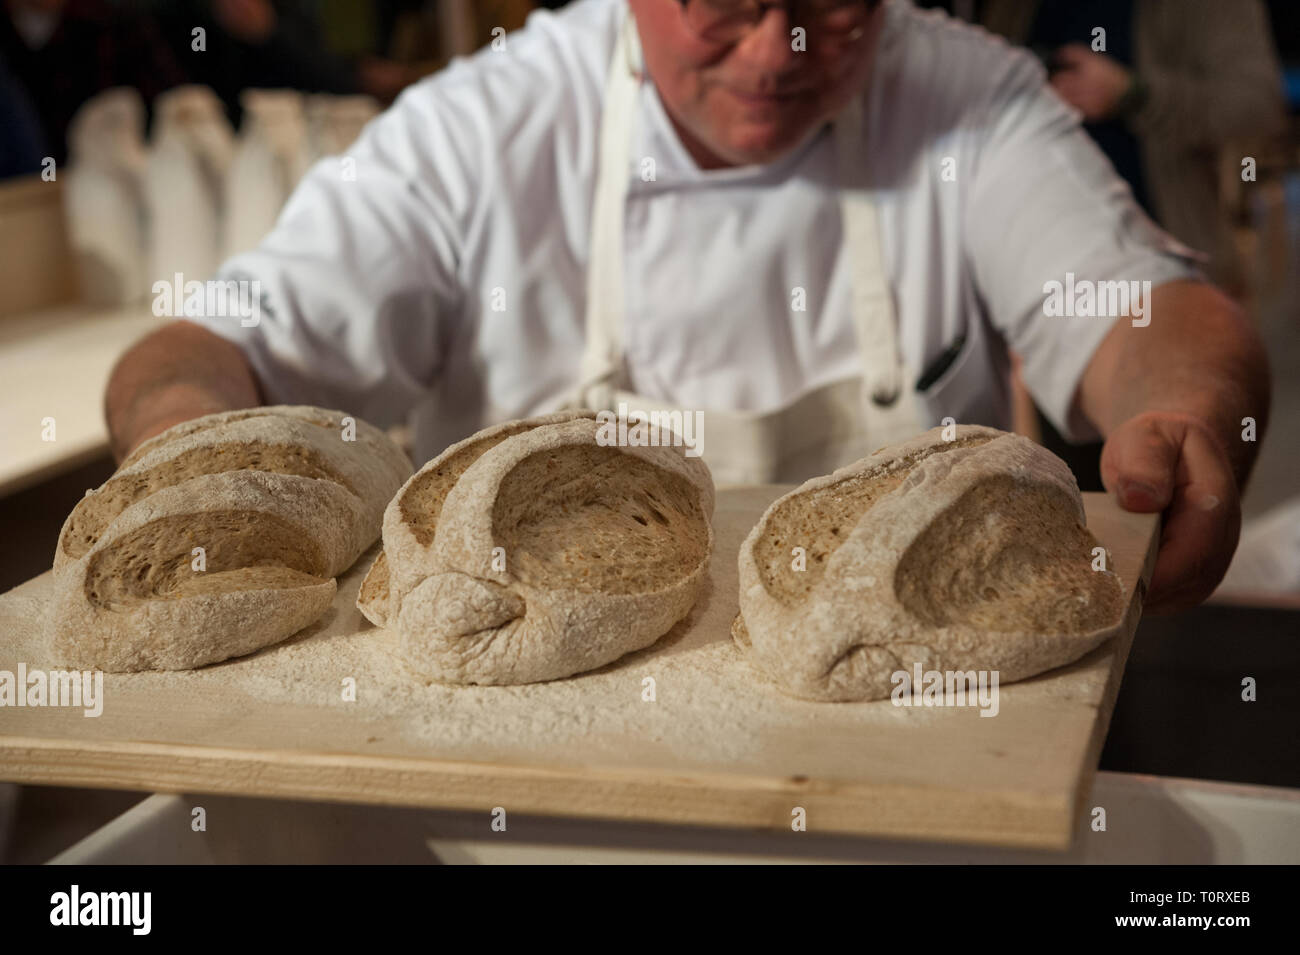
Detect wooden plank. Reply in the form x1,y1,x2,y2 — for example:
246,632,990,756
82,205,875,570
0,491,1158,849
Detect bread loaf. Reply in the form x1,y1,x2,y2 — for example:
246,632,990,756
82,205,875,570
48,405,412,670
734,426,1125,702
361,413,715,685
357,411,592,627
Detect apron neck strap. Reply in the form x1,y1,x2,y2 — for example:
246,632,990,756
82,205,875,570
575,10,642,406
578,8,903,410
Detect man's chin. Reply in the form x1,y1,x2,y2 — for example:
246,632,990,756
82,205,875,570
715,122,822,167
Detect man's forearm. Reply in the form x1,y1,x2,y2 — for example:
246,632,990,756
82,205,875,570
105,320,263,462
1078,279,1271,487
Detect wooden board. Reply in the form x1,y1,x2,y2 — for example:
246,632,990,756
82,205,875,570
0,490,1158,850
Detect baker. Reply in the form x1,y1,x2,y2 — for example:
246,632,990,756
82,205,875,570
106,0,1270,614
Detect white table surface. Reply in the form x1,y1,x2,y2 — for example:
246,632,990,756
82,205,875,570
0,304,165,497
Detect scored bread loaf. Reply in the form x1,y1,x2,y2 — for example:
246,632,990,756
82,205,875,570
361,413,715,685
48,405,412,670
115,404,357,472
734,425,1125,702
357,410,593,627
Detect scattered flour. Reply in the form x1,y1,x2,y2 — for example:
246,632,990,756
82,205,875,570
1,502,926,772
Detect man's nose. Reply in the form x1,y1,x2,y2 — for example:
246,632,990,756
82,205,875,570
736,7,802,75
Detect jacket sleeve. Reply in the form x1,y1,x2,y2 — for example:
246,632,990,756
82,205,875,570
960,40,1201,442
189,81,471,429
187,1,607,430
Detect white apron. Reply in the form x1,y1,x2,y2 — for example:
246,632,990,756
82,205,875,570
574,11,923,486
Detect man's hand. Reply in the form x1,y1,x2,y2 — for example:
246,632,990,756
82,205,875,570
1078,279,1268,615
1100,411,1243,613
1051,44,1133,122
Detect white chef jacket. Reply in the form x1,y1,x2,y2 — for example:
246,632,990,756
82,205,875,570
195,0,1199,465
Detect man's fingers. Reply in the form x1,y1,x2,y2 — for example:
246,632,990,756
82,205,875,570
1146,492,1233,613
1143,425,1241,613
1099,413,1242,613
1100,416,1179,512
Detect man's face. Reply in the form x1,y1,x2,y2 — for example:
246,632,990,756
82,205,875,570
629,0,885,169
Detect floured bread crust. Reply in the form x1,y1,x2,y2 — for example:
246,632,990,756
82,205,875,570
735,426,1125,701
356,411,595,627
368,414,716,685
47,406,412,671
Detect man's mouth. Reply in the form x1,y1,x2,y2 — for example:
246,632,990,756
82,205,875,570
726,86,812,107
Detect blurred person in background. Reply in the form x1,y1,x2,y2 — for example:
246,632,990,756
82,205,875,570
0,0,184,164
0,54,46,177
978,0,1286,299
148,0,425,126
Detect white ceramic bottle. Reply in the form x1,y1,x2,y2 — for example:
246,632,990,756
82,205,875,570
63,88,149,306
305,93,380,160
144,85,234,292
223,90,313,261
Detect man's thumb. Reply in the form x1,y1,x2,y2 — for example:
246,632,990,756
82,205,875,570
1099,416,1179,512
